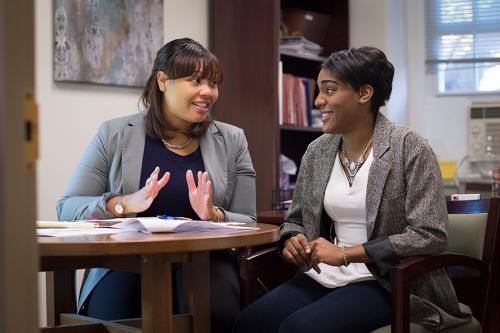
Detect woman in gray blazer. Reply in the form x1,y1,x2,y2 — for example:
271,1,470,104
234,47,471,333
57,38,256,333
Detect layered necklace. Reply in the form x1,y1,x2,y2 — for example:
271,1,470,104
339,137,373,187
161,137,193,150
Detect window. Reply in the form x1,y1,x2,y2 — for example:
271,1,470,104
425,0,500,93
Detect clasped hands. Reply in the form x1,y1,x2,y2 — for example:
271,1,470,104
112,167,220,221
283,234,345,273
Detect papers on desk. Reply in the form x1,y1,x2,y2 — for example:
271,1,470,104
108,217,259,234
36,220,123,237
36,218,258,237
37,227,124,237
37,221,99,228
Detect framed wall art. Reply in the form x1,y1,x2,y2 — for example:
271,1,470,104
53,0,163,87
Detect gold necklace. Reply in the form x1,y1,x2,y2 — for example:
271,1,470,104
161,137,193,150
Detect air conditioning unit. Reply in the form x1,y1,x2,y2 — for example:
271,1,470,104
468,103,500,162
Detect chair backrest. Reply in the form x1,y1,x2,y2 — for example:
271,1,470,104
447,199,499,263
447,200,489,259
446,198,500,332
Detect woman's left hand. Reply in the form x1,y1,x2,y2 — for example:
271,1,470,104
309,237,344,271
186,170,218,221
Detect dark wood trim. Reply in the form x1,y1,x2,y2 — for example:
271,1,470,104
211,0,280,211
391,254,488,333
483,198,500,332
52,271,77,326
257,210,286,224
183,252,210,333
211,0,349,211
140,254,173,333
280,124,323,133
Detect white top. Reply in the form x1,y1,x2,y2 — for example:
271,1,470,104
305,150,375,288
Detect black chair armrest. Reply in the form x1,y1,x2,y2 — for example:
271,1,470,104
390,253,488,333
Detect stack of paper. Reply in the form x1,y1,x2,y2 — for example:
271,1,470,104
37,221,99,228
107,217,258,234
36,220,123,237
36,218,258,237
280,36,323,56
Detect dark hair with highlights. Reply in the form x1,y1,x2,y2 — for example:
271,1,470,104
321,46,394,113
139,38,224,139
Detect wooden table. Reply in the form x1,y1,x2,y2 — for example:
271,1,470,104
257,210,286,225
39,223,279,333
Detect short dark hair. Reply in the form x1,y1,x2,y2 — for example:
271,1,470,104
139,38,224,139
321,46,394,113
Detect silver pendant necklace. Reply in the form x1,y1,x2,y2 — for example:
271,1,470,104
161,136,193,150
340,138,373,186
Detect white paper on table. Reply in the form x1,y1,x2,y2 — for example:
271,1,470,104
37,228,125,237
108,217,259,234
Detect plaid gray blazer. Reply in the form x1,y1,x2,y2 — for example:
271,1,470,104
281,112,472,330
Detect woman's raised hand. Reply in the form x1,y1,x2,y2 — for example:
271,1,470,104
120,166,170,214
186,170,218,220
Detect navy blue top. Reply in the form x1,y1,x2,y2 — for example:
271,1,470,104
137,136,205,220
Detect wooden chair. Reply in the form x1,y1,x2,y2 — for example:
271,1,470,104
372,198,500,333
238,211,296,308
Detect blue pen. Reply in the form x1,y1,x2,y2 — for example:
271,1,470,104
157,215,192,221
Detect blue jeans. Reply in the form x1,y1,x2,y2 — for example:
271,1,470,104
233,273,391,333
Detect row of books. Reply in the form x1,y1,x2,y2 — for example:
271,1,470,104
280,72,321,127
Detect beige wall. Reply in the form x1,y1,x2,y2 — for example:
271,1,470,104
35,0,209,325
36,0,209,221
349,0,387,51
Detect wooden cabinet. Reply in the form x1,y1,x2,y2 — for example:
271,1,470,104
211,0,349,211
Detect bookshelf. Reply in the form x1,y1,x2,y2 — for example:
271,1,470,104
211,0,349,210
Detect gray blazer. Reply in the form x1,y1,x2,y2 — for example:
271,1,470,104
56,111,256,311
281,113,471,330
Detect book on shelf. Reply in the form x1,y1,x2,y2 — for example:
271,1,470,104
280,73,316,128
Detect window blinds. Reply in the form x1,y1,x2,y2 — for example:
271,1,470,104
425,0,500,70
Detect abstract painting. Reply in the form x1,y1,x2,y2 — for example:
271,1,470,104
53,0,163,87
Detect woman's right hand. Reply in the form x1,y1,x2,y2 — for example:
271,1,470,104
109,166,170,215
283,234,312,268
283,234,321,273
